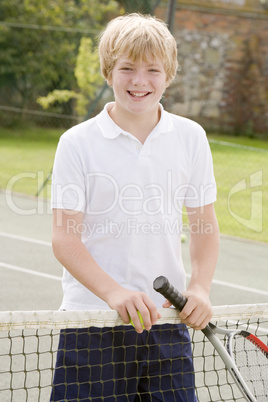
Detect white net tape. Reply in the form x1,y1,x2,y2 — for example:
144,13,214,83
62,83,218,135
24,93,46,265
1,304,268,331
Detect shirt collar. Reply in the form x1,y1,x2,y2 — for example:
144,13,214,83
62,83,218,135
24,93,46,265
96,102,174,140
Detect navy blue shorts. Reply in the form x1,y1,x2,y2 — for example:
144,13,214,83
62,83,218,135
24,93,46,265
50,324,197,401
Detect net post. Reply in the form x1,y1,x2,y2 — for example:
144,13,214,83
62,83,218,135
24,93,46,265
166,0,177,33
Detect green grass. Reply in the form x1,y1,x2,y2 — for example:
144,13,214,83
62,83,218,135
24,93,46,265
207,133,268,150
209,140,268,243
0,126,267,242
0,126,62,197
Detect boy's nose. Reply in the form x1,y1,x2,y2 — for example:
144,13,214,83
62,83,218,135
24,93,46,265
132,71,148,86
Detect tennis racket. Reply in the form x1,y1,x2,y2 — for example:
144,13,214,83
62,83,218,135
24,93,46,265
153,275,268,402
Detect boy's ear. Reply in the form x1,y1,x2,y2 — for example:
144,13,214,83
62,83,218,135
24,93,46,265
106,74,113,87
165,78,171,89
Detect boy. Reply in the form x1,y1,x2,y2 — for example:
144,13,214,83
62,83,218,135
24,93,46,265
50,13,219,401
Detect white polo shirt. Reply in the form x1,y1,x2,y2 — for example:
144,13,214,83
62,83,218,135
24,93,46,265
51,103,217,311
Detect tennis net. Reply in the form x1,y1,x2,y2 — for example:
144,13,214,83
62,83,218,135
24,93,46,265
0,304,268,402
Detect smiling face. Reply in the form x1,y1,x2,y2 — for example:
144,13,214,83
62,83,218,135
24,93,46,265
107,55,168,120
99,14,178,89
99,14,178,135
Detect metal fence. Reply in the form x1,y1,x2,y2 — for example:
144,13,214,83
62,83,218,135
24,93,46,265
0,0,164,128
209,139,268,243
0,1,267,243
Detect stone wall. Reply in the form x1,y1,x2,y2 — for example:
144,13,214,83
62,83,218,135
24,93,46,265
156,1,268,135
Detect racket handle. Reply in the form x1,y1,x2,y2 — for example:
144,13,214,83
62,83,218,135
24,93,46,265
153,276,187,311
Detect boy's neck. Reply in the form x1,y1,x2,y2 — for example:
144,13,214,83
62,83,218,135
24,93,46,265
108,103,161,144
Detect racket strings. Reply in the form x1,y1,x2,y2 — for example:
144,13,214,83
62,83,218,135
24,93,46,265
231,334,268,400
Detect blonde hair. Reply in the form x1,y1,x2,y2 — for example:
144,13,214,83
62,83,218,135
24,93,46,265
98,13,178,85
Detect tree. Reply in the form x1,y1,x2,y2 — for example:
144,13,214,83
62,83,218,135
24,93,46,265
117,0,160,14
0,0,120,125
37,37,104,117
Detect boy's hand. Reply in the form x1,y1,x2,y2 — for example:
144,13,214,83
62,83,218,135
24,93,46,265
162,287,212,330
106,287,161,333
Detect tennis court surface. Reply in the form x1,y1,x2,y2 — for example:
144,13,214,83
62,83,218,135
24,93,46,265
0,191,267,401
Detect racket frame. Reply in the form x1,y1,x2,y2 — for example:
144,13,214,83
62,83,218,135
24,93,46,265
203,324,257,401
153,276,258,402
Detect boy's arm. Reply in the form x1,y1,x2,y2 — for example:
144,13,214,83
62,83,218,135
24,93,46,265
184,203,219,329
163,203,220,330
52,209,160,333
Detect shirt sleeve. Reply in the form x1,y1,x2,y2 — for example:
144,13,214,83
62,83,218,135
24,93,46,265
184,130,217,208
51,136,86,212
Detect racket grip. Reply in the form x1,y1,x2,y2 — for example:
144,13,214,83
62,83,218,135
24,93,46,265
153,276,187,312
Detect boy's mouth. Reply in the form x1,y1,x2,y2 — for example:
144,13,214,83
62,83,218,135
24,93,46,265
127,91,151,98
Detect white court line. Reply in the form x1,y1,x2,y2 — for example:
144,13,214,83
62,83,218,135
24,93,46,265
1,232,267,296
0,262,62,281
186,274,268,297
209,139,268,153
1,261,268,297
0,231,51,247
